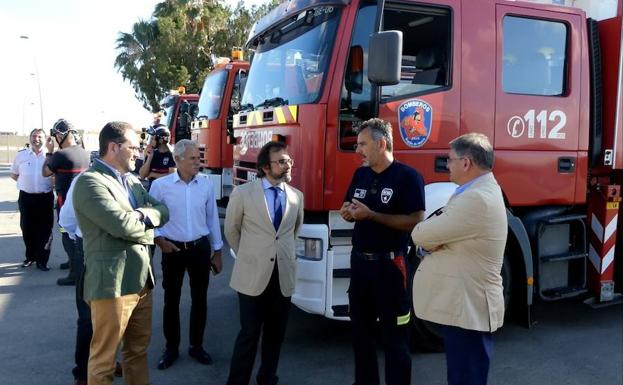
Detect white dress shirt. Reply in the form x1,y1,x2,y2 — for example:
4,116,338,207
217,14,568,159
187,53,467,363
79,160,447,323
59,175,83,240
11,148,52,193
150,171,223,250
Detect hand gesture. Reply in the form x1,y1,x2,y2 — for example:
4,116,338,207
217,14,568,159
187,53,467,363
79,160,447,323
348,198,373,221
45,137,55,153
340,201,355,222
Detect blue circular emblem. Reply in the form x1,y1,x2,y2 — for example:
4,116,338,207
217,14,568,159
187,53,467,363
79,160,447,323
397,99,433,148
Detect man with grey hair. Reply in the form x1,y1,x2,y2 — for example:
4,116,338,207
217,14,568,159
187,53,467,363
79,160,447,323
340,118,425,385
149,139,223,370
411,132,507,385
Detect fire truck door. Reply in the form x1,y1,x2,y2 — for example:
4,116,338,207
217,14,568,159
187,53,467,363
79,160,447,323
493,4,585,206
376,0,460,181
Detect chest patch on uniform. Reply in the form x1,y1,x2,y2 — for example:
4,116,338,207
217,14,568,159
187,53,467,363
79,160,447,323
354,188,366,199
381,188,393,203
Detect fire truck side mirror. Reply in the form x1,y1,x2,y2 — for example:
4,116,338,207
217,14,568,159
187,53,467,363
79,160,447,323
368,30,402,86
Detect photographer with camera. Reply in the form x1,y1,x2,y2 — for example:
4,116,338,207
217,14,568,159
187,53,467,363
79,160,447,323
139,124,176,188
42,118,90,282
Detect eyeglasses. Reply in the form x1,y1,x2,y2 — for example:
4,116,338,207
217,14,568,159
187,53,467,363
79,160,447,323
270,158,294,167
117,142,140,152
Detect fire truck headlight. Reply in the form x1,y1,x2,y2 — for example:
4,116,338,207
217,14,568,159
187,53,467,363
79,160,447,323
295,237,323,261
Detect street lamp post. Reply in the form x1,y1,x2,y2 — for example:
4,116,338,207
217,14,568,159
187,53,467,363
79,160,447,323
19,35,44,130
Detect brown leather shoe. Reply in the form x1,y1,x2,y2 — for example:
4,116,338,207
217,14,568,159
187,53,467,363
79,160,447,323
114,361,123,377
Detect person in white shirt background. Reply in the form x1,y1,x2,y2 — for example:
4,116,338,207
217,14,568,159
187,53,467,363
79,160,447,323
149,139,223,370
11,128,54,270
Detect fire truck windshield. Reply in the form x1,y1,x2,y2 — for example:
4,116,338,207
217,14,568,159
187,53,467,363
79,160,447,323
241,6,341,110
162,104,176,129
197,69,227,119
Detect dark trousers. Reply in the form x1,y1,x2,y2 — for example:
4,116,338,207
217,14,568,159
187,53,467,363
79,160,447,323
72,237,92,381
18,190,54,265
61,232,80,278
161,240,212,351
226,265,291,385
348,254,412,385
56,191,79,276
441,325,493,385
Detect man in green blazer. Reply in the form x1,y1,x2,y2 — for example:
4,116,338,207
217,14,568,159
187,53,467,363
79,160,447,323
74,121,169,385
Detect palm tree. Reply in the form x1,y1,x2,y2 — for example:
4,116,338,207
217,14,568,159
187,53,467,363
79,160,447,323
114,20,161,111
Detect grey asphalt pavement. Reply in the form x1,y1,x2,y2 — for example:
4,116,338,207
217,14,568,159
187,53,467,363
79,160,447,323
0,163,621,385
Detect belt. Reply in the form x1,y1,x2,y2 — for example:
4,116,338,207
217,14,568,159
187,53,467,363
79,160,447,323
20,190,52,195
352,250,403,261
166,236,207,250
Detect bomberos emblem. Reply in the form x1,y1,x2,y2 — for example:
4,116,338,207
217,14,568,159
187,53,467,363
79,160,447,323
397,99,433,148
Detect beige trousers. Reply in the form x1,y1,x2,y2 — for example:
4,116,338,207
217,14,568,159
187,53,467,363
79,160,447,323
88,288,152,385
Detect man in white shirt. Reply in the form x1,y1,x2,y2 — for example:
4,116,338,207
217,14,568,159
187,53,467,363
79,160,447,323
149,139,223,370
59,177,87,385
11,128,54,270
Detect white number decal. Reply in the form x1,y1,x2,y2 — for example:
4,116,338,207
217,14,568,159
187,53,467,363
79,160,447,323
508,110,567,139
548,110,566,139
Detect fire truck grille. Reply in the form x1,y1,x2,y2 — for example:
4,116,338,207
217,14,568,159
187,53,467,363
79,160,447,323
234,161,257,184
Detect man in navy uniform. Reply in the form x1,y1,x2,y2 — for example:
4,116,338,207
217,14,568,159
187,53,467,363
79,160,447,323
340,118,425,385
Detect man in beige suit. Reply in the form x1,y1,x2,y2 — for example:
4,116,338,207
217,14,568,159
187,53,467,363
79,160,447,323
411,133,507,385
224,141,304,385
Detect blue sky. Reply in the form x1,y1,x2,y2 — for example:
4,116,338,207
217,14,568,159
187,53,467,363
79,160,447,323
0,0,267,135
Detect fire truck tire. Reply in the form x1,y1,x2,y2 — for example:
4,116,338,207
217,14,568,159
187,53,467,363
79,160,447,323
407,248,512,352
501,251,513,311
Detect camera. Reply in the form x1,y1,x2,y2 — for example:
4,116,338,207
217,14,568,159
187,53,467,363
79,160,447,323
142,125,170,143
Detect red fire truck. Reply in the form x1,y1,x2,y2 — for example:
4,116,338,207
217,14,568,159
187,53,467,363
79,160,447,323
191,51,249,204
231,0,623,338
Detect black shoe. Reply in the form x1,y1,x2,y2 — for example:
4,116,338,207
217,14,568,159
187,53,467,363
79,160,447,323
21,260,34,268
157,350,178,370
57,276,77,286
188,346,213,365
60,261,70,270
36,263,50,271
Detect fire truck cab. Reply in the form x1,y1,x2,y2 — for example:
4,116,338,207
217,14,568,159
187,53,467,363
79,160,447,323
192,50,249,204
160,88,199,144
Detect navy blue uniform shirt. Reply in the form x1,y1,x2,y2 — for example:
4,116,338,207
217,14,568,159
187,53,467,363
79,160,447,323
345,161,425,254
